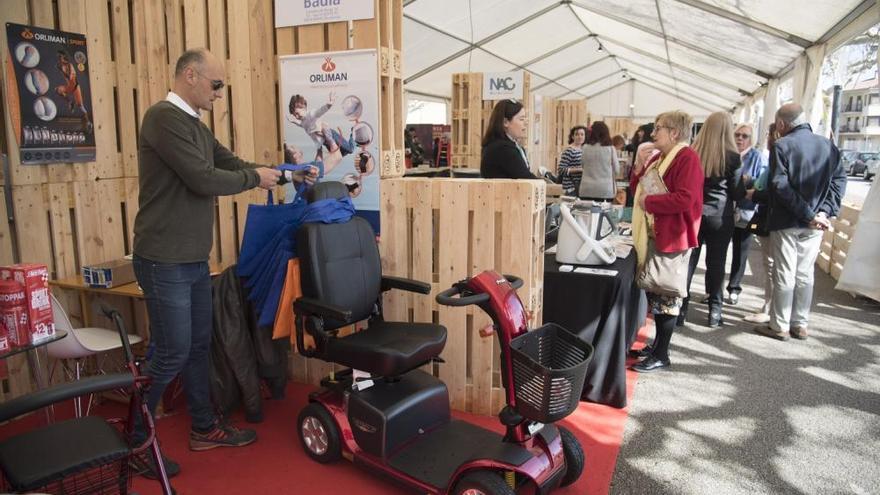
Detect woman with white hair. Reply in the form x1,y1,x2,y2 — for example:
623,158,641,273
628,111,704,373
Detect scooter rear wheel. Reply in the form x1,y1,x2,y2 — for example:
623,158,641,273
453,471,515,495
297,403,342,463
559,426,585,487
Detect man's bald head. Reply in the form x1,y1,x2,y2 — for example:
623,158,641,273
776,103,806,136
172,48,226,112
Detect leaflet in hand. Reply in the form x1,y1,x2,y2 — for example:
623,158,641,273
639,167,668,196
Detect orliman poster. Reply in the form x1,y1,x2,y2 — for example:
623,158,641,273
5,22,95,165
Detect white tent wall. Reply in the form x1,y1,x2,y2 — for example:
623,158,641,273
402,0,878,128
586,80,711,122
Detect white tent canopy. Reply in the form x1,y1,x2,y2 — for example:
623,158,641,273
403,0,878,119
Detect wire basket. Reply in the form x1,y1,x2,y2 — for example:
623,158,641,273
1,457,132,495
510,323,593,423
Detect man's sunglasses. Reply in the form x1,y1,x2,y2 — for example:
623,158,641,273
194,69,225,91
734,132,751,139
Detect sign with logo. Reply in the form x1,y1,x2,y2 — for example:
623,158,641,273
279,49,381,232
483,71,524,101
275,0,375,27
4,23,96,165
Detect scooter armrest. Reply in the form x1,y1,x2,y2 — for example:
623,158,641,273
381,276,431,294
294,297,353,323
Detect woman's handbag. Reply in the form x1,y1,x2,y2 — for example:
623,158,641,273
637,240,690,298
746,206,769,237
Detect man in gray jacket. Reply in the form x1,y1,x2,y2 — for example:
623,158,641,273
755,103,846,341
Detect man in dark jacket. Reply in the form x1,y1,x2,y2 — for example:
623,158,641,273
755,103,846,341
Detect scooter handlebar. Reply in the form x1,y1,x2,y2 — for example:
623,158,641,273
436,284,489,307
503,274,524,289
436,274,523,307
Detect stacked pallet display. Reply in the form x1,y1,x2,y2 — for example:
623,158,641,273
817,204,861,280
450,72,533,171
379,178,546,415
543,99,589,175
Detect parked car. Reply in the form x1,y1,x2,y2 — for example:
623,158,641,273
848,151,877,176
863,157,878,181
840,150,858,174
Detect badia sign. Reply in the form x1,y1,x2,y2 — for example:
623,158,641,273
483,71,524,101
275,0,375,27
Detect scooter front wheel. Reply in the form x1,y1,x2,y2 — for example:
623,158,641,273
453,470,515,495
297,403,342,463
559,426,585,487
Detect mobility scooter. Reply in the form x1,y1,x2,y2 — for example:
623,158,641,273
293,182,593,494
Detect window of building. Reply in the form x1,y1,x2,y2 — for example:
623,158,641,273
857,96,863,111
847,96,854,111
868,116,880,127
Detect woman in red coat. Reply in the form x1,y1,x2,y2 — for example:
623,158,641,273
629,111,704,372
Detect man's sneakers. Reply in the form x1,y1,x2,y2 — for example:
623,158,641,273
130,451,180,480
790,326,808,340
754,325,789,341
190,422,258,451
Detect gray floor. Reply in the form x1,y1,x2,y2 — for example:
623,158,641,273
611,246,880,495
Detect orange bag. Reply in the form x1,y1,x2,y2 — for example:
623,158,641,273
272,259,315,350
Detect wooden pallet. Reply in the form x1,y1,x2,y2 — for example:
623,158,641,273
823,204,861,280
377,177,545,414
542,99,588,174
451,73,483,169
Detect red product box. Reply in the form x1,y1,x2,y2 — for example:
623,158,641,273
3,264,55,344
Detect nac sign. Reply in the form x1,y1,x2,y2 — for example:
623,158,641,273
275,0,375,27
483,71,524,100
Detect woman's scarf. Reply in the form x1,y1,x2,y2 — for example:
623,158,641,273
633,143,686,267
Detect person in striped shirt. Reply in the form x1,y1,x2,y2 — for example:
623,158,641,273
558,125,588,195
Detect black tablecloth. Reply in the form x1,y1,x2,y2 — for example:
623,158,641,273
542,251,645,408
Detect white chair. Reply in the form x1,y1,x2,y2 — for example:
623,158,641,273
47,293,143,417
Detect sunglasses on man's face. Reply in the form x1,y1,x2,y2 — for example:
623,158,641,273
734,132,751,139
193,68,225,91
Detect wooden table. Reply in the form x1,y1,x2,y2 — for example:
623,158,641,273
50,276,144,328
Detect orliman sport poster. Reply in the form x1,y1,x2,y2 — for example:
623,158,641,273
5,23,95,165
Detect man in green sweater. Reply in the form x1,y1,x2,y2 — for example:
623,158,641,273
130,48,312,479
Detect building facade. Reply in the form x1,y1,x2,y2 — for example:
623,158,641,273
838,80,880,152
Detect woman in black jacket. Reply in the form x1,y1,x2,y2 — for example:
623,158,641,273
683,111,744,327
480,99,537,179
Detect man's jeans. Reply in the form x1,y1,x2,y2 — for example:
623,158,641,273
132,255,215,441
769,228,822,332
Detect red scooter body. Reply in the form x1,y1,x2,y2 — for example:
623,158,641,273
303,270,579,494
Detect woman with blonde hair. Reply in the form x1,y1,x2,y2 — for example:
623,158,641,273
628,111,703,373
682,111,744,327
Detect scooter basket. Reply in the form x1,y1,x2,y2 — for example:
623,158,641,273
509,323,593,423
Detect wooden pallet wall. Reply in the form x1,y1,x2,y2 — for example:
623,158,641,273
543,98,589,174
817,203,861,280
378,178,546,414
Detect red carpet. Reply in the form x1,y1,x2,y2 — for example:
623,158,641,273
2,325,650,495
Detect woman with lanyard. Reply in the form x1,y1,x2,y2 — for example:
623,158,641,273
480,99,537,179
628,111,704,373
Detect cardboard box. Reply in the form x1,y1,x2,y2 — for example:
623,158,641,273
816,251,831,273
2,264,55,344
82,258,136,288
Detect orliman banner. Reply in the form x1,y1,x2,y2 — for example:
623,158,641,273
5,22,95,165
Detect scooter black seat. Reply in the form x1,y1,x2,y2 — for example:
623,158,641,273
326,321,446,376
295,182,447,375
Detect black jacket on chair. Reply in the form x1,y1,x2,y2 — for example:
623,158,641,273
480,138,537,179
767,124,846,231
